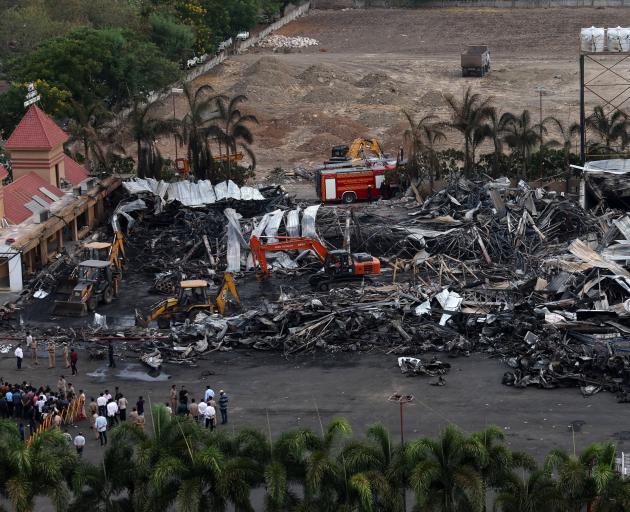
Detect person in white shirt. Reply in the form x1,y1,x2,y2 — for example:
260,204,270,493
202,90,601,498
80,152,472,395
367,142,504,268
74,432,86,456
106,399,118,427
35,396,46,414
14,344,23,370
96,393,107,416
197,400,207,425
95,415,107,446
204,404,216,431
204,387,214,402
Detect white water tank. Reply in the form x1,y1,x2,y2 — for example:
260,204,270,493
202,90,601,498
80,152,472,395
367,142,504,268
608,27,630,51
581,27,606,52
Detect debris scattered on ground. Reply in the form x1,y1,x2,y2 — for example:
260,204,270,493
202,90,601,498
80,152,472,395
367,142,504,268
258,35,319,49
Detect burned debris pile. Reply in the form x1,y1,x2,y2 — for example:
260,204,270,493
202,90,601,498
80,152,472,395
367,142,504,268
148,177,630,400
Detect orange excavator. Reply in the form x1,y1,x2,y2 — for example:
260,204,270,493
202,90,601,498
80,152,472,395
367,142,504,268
249,235,381,291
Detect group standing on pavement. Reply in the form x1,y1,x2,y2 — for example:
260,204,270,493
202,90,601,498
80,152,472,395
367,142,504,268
6,332,235,449
165,384,230,431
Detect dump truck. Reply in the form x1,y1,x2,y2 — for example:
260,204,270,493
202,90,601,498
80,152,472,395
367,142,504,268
461,45,490,77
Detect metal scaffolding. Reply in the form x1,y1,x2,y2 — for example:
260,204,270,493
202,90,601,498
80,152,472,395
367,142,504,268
580,51,630,163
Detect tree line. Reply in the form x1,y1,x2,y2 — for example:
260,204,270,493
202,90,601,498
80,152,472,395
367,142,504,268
0,0,297,137
403,87,628,188
72,83,258,183
0,408,628,512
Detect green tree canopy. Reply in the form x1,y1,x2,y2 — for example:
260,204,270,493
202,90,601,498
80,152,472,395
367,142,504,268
10,27,180,109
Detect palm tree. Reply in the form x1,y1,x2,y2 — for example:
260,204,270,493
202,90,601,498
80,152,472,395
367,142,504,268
544,117,580,171
341,423,406,512
127,101,180,179
443,87,494,176
70,442,138,512
544,442,622,512
501,110,544,179
493,468,561,512
482,108,513,176
586,106,628,155
214,95,259,179
113,405,257,511
0,422,75,512
407,424,485,512
402,110,446,192
180,83,224,180
67,99,112,169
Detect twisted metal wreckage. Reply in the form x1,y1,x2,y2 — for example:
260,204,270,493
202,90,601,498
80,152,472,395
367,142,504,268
17,176,630,400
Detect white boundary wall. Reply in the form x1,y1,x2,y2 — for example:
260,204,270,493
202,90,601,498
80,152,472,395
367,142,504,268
134,1,311,110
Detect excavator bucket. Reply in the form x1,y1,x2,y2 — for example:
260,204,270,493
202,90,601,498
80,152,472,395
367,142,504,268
135,309,149,327
52,299,88,317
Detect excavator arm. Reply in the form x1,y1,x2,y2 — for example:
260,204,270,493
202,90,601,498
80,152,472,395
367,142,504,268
135,297,179,327
109,231,125,271
250,236,329,278
214,272,240,315
347,138,384,160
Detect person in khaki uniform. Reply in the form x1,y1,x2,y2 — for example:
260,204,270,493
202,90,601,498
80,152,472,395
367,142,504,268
47,341,55,368
62,342,70,369
27,332,37,365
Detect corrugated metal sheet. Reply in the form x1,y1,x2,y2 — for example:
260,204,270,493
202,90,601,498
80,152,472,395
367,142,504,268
123,179,263,205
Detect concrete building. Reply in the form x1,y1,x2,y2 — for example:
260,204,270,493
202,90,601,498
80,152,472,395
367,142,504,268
0,105,121,292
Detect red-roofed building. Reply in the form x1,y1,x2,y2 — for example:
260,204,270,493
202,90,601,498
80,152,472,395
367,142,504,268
4,105,68,187
0,165,8,181
62,155,89,186
3,172,64,225
0,105,121,293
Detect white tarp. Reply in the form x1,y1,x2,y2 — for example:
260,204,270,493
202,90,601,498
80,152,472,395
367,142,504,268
301,204,321,239
124,178,263,205
224,208,247,272
286,207,301,237
435,288,463,326
583,159,630,175
264,209,284,243
111,199,146,232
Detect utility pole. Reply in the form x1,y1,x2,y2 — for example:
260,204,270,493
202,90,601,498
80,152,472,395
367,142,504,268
389,393,414,511
535,85,546,179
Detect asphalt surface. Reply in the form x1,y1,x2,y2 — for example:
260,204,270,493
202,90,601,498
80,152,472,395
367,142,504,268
2,347,629,465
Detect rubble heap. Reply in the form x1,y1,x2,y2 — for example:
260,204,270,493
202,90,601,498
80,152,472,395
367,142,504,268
258,35,319,49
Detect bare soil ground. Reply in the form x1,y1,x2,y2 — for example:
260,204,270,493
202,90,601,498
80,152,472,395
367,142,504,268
154,6,630,175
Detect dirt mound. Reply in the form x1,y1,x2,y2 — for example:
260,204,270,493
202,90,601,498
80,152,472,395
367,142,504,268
242,56,299,88
312,114,369,141
298,63,354,86
419,89,445,108
354,72,389,88
302,83,359,104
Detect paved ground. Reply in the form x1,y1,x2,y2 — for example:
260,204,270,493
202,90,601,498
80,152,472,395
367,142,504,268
2,347,629,465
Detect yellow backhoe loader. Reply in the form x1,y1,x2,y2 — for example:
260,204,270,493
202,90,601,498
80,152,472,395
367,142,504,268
54,231,125,316
135,273,239,328
53,260,116,316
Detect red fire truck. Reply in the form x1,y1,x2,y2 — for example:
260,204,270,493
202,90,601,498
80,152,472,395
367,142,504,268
316,162,396,203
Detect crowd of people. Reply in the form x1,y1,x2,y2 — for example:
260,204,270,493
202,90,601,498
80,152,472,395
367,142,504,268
0,377,86,441
6,332,233,454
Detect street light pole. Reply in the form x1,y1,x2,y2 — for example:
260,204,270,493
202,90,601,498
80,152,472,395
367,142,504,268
171,87,184,162
389,393,414,511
